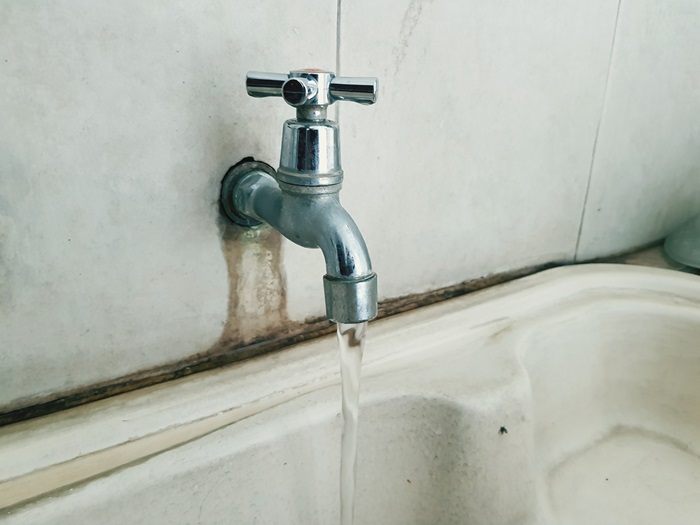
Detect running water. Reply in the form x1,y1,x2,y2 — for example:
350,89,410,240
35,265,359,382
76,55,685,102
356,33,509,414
338,321,367,525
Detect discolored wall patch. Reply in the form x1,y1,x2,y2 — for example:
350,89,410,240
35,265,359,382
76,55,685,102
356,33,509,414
215,217,291,347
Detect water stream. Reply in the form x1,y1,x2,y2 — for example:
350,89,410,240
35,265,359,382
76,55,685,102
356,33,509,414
338,321,367,525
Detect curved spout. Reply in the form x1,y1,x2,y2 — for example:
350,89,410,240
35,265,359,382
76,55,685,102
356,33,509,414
226,166,377,323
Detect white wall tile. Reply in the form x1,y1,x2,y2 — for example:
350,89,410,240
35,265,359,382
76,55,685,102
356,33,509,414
0,1,336,409
576,0,700,260
10,0,695,410
284,0,619,321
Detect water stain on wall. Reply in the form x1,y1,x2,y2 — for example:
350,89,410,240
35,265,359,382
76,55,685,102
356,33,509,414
214,217,290,347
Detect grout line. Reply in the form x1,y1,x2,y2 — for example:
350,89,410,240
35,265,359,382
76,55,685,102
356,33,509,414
573,0,624,263
334,0,342,123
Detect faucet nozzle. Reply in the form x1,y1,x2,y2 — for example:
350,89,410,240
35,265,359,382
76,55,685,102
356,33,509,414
324,274,378,324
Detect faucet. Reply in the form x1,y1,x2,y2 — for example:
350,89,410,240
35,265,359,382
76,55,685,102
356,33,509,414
219,69,379,324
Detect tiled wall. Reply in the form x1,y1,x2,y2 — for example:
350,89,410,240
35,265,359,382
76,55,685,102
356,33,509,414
575,0,700,260
1,0,698,413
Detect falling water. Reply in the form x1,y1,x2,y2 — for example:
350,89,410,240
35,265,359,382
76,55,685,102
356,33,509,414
338,321,367,525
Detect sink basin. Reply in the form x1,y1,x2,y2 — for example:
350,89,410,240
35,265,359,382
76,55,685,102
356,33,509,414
1,264,699,524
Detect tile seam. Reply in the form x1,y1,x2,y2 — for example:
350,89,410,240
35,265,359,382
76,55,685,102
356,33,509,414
573,0,624,262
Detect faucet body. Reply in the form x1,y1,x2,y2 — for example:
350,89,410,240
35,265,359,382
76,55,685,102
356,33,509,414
220,69,378,323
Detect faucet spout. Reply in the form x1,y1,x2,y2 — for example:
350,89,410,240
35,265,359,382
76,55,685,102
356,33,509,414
221,160,377,323
222,68,379,325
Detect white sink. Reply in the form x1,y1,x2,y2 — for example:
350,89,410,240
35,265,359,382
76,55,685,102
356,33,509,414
1,264,699,524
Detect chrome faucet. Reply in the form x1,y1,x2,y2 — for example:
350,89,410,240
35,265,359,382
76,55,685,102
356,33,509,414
220,69,378,324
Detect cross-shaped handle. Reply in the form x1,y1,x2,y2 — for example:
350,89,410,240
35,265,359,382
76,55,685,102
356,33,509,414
246,69,378,108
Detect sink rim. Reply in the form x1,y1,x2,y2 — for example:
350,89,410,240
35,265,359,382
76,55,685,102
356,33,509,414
2,263,700,512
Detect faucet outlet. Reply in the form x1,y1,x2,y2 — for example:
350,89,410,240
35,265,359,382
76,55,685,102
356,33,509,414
220,70,379,324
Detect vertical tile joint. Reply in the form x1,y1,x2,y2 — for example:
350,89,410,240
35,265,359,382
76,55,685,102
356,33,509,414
573,0,624,262
334,0,342,123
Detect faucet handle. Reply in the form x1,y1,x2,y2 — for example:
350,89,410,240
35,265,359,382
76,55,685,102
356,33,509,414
245,72,288,98
329,76,378,105
246,70,378,108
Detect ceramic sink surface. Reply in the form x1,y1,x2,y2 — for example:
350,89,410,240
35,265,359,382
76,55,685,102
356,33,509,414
1,264,699,524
